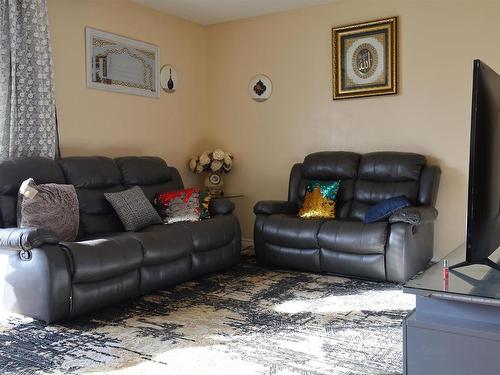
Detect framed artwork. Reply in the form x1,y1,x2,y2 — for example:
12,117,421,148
332,17,397,100
85,27,160,98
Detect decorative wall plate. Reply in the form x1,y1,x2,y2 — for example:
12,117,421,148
249,74,272,102
160,65,178,93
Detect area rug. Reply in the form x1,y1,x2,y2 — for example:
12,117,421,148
0,249,414,375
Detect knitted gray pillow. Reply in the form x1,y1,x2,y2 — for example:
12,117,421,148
104,186,162,231
17,178,79,241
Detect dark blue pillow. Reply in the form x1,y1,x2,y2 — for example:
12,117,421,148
363,196,410,223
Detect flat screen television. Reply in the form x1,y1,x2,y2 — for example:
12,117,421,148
450,60,500,271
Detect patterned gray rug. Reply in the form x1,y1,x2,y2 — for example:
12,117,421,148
0,250,414,375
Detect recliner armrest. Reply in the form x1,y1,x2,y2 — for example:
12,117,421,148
254,200,298,215
0,227,59,251
389,206,438,226
209,198,235,216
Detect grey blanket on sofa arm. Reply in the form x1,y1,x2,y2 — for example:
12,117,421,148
0,227,59,251
389,206,438,226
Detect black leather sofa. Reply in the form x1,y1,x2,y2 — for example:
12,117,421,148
0,156,241,323
254,152,440,283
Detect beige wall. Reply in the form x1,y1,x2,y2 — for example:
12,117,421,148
205,0,500,255
48,0,500,257
48,0,206,186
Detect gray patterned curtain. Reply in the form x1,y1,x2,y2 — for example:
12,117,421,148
0,0,58,159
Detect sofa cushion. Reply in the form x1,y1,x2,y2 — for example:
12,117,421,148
140,259,192,294
70,270,140,317
73,185,125,236
76,186,124,215
302,152,360,180
115,157,171,186
61,236,143,283
115,157,184,203
180,215,236,253
317,220,388,255
350,152,425,220
262,214,324,249
260,243,321,272
79,213,125,237
137,224,193,265
191,242,239,277
320,250,386,280
0,157,66,195
358,152,425,182
297,152,360,220
58,157,125,236
58,157,121,189
105,186,162,231
353,180,420,206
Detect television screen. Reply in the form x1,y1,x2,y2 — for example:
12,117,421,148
466,60,500,265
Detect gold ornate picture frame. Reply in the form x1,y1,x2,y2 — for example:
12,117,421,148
332,17,397,100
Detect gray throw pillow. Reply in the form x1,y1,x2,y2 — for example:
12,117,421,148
18,178,79,241
104,186,162,231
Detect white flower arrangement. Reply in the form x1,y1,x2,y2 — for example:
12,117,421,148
189,149,233,174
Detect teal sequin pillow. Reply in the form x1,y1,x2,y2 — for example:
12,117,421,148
298,180,341,219
199,191,212,219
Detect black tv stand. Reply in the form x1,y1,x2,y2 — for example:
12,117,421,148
449,257,500,272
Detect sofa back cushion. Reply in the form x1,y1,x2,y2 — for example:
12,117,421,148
291,152,360,219
58,157,125,237
115,157,184,202
0,157,66,228
349,152,426,220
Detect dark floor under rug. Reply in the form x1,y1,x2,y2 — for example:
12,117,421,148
0,249,414,375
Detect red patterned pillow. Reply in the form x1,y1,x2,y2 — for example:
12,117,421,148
154,188,201,224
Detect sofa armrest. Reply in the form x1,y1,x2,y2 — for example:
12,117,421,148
385,222,434,282
0,227,59,252
389,206,438,226
209,198,235,216
0,243,72,323
254,200,298,215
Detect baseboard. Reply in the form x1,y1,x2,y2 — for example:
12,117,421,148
242,238,254,249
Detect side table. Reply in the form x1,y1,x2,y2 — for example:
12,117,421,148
211,193,244,199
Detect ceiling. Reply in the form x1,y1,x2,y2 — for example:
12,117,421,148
133,0,338,25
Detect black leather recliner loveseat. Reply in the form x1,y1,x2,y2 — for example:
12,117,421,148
254,151,440,283
0,156,241,323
